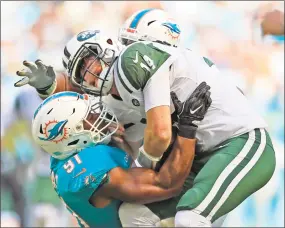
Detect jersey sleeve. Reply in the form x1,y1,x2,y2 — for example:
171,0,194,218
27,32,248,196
118,42,171,87
68,165,107,200
58,146,131,201
119,42,174,112
143,65,170,112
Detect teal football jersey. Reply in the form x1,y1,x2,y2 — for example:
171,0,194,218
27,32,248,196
50,145,131,227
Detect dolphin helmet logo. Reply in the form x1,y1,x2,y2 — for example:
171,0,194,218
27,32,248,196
39,119,69,143
162,22,181,39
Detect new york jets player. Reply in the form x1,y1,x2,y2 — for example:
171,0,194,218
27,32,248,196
31,86,211,227
17,28,276,226
14,10,208,226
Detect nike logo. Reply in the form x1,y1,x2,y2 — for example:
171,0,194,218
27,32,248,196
133,51,138,63
190,105,203,114
73,168,86,178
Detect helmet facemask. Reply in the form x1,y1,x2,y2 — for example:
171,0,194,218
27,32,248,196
82,99,118,145
70,42,117,97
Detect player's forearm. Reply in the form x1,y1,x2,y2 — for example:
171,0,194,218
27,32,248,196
155,136,196,189
106,167,182,204
143,127,172,158
105,136,195,205
37,72,82,99
116,136,196,204
56,72,83,93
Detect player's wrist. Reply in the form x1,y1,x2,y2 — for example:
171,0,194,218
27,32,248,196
177,124,197,139
37,79,57,99
139,145,162,162
135,145,162,169
178,116,196,125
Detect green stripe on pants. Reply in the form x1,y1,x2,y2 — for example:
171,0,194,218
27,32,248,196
176,129,276,223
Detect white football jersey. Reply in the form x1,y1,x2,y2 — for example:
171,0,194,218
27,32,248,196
104,41,267,152
102,94,146,143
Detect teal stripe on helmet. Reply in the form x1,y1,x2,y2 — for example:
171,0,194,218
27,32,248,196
129,8,154,29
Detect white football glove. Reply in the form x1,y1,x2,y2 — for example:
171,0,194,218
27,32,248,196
15,60,56,91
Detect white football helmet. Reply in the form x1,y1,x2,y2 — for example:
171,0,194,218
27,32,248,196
62,30,123,96
32,91,119,160
119,8,181,47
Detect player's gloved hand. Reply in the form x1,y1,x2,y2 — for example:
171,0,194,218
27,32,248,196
15,60,56,93
171,81,212,139
108,122,125,144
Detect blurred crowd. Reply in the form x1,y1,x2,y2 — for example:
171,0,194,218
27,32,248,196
1,1,284,227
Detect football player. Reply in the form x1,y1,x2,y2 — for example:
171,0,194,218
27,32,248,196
14,6,229,223
14,9,206,226
16,28,276,226
15,5,277,225
31,84,211,227
15,7,182,161
118,8,181,46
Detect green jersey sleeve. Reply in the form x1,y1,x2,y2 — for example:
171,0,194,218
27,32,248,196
118,42,171,90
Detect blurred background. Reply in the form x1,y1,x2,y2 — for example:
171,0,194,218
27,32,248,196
1,1,284,227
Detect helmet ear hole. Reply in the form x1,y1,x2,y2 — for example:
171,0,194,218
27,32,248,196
147,20,156,26
39,124,43,134
107,38,113,45
47,108,53,115
67,139,80,146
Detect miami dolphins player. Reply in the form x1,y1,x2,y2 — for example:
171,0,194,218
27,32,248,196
13,13,226,225
118,8,181,46
18,27,276,227
31,85,212,227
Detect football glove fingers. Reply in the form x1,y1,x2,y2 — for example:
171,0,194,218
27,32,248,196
14,60,56,90
14,75,30,87
182,82,211,121
23,60,38,72
175,82,212,138
35,59,47,72
171,91,183,114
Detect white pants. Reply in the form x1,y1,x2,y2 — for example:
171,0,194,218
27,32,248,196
33,203,69,227
119,202,227,227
